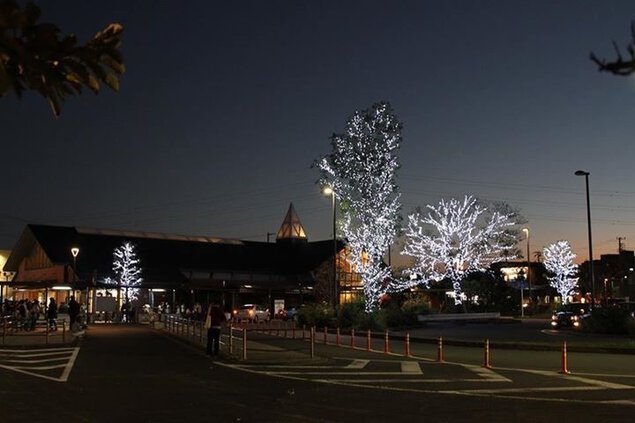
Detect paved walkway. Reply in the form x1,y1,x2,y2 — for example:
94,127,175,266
1,326,83,346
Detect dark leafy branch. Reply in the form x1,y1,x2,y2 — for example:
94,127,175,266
0,0,124,116
590,21,635,76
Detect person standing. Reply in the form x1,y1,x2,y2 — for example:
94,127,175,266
205,302,226,357
29,300,40,331
47,298,58,331
68,296,80,331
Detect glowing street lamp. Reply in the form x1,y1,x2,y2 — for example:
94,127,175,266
574,170,595,308
323,186,337,306
71,247,79,283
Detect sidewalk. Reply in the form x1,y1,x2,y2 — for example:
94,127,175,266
1,326,83,347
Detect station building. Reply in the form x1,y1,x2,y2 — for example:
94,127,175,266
1,203,362,316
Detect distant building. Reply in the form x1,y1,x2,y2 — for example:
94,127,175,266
2,203,360,314
492,260,551,303
579,248,635,303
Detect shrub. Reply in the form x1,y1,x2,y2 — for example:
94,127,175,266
337,298,366,329
582,307,635,335
296,303,335,328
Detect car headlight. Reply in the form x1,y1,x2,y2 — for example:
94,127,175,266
551,321,557,327
551,315,557,321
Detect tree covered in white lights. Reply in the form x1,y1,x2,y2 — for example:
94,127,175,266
316,102,406,312
543,240,578,304
402,196,519,307
110,241,143,303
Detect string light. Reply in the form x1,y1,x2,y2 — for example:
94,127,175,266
104,241,143,302
543,240,578,304
317,102,404,312
402,195,517,306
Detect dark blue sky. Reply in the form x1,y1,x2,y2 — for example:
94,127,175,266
2,1,635,263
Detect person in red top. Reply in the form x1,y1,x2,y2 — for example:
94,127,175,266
205,302,226,356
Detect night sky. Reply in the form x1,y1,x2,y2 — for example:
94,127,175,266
2,0,635,265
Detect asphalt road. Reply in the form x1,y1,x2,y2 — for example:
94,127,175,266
1,324,635,423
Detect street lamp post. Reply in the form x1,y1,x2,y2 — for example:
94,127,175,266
323,187,338,307
575,170,595,308
522,228,531,309
71,247,82,319
71,247,79,284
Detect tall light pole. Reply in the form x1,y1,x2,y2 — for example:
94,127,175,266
71,247,79,284
522,228,531,308
575,170,595,308
323,187,337,307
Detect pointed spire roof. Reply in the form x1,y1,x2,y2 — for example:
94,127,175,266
276,203,307,243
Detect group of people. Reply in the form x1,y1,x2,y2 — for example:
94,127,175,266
1,296,83,332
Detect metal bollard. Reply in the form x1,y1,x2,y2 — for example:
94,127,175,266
436,336,444,362
242,328,247,360
310,327,315,358
405,333,411,357
336,327,341,346
350,329,355,349
324,326,328,345
229,324,233,354
384,330,390,354
366,329,371,351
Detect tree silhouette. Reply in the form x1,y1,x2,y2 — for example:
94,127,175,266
591,21,635,76
0,0,124,115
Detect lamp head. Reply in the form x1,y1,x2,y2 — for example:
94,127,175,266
574,170,589,176
71,247,80,258
322,186,334,196
522,227,529,236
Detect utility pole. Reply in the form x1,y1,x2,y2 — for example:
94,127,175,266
617,236,626,253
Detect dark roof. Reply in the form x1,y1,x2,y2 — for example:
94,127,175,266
5,224,344,290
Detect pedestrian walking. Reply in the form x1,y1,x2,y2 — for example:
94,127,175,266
47,298,58,331
68,295,80,331
205,302,226,356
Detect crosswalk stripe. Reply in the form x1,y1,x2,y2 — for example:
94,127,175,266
345,359,369,369
400,361,422,374
0,347,79,382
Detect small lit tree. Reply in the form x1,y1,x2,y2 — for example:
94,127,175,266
402,195,519,307
111,241,143,303
543,240,578,304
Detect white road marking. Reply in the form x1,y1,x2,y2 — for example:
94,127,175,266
400,361,422,374
346,359,369,369
0,347,79,383
322,378,504,384
462,364,512,382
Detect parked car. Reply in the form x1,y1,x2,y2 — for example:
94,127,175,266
550,302,590,329
233,304,270,322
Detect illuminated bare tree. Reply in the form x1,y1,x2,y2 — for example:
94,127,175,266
543,240,578,303
402,196,518,307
